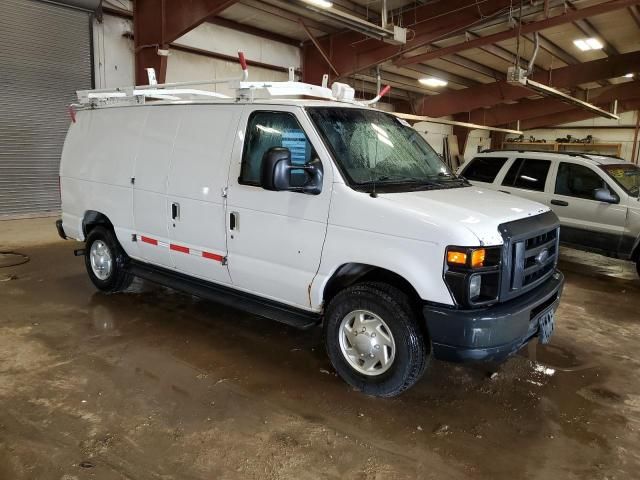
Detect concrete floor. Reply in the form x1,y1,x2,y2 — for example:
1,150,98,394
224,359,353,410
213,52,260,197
1,217,639,480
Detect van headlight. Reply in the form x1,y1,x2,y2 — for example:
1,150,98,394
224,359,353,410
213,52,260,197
444,246,502,307
469,275,482,301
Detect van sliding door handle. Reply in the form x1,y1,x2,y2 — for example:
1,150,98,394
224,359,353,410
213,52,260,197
171,202,180,220
229,212,238,230
551,199,569,207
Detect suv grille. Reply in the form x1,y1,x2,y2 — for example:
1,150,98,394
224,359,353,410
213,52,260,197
498,212,560,302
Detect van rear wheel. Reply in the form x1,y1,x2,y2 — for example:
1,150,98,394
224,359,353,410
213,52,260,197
84,226,133,293
324,282,429,397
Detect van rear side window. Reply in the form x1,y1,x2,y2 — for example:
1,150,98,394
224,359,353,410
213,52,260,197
461,157,508,183
240,111,315,187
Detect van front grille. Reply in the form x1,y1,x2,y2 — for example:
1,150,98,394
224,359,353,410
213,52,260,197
498,212,560,302
512,228,558,290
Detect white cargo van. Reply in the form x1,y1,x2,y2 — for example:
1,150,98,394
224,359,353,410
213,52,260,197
56,74,564,396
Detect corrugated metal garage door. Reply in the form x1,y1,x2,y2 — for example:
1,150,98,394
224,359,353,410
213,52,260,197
0,0,92,217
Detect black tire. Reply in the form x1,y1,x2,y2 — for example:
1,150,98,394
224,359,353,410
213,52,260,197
84,226,133,293
324,282,429,397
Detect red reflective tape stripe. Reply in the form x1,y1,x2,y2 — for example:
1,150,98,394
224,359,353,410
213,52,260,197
140,236,157,245
202,251,224,262
138,234,221,262
170,244,190,254
67,105,76,123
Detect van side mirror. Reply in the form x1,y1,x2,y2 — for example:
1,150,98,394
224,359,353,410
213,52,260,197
260,147,323,195
594,187,619,204
261,147,292,191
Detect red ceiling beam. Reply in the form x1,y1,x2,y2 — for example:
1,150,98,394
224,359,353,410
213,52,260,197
415,50,640,117
302,0,513,84
521,98,640,129
134,0,239,84
396,0,640,66
465,82,639,126
630,6,640,29
208,17,300,47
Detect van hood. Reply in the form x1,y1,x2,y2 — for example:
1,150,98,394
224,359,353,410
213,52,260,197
382,185,550,245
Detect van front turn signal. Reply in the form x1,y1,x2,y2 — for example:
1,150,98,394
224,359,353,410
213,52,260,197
446,247,488,268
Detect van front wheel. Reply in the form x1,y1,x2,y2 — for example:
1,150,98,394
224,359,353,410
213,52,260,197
84,226,133,293
324,282,429,397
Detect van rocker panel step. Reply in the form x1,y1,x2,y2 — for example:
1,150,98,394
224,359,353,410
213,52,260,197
128,261,320,330
424,270,564,362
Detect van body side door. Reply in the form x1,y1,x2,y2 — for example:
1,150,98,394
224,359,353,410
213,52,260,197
132,108,176,268
225,106,333,309
166,105,242,285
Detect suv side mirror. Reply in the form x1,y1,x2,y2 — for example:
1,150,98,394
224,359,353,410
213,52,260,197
594,187,619,204
260,147,323,195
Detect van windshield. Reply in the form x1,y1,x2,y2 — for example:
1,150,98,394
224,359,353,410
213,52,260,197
601,164,640,197
307,107,467,192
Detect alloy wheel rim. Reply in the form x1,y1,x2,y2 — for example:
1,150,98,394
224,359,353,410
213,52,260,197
338,309,396,376
89,240,113,281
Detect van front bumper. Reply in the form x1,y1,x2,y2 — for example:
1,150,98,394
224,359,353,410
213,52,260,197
423,270,564,362
55,219,67,240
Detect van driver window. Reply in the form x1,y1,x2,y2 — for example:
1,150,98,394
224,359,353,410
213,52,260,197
240,111,316,187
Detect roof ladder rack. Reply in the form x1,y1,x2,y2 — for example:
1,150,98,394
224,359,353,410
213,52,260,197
75,51,392,109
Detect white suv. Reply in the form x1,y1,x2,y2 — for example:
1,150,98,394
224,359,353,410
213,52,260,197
56,90,564,396
459,150,640,275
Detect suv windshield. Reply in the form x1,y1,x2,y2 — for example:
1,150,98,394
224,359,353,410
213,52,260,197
601,164,640,197
307,107,466,192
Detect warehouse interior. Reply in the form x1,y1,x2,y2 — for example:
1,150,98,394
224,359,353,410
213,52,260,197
1,0,640,478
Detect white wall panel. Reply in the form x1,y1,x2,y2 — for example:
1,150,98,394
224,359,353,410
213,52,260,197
174,22,300,70
92,14,134,89
165,50,288,97
414,121,452,155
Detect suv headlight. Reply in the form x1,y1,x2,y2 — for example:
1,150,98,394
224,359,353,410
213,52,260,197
444,246,502,307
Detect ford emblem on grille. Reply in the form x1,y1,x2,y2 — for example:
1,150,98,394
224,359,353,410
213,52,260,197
535,248,550,265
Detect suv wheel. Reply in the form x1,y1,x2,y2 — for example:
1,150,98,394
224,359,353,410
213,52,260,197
85,226,133,293
324,282,429,397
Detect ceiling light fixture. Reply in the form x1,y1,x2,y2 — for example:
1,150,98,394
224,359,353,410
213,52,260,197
573,38,603,51
586,38,603,49
304,0,333,8
419,77,447,87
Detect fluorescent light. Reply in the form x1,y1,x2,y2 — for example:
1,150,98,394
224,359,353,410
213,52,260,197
573,38,603,51
419,77,447,87
304,0,333,8
573,39,590,51
624,73,634,78
586,38,603,49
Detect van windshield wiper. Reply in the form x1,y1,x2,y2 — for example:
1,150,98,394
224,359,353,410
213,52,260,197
428,173,470,186
358,175,440,186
